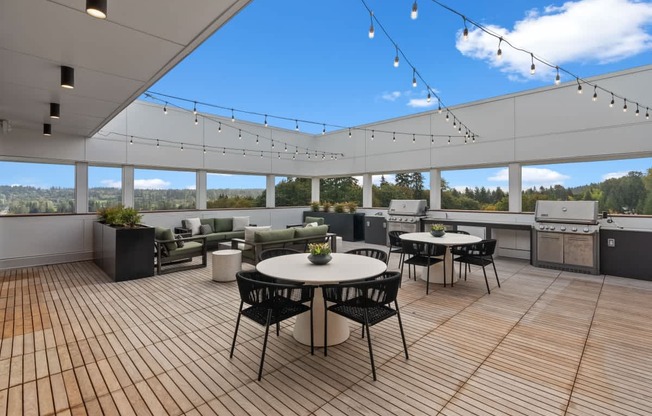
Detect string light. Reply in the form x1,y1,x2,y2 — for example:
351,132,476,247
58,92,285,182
129,136,133,145
181,143,184,151
412,134,415,143
412,68,417,87
576,78,582,94
284,143,288,152
497,38,503,60
238,129,242,139
646,108,650,120
610,93,615,108
368,11,375,38
592,86,598,102
218,122,222,133
260,151,263,158
348,128,352,138
555,67,560,85
462,18,469,40
452,118,457,128
194,114,198,125
295,120,299,131
394,46,399,67
445,112,449,122
256,135,259,144
392,132,396,142
371,130,374,140
223,148,225,155
203,146,206,154
231,109,235,122
322,124,326,135
623,99,628,112
156,139,159,148
448,136,451,144
411,1,418,19
278,152,281,159
264,114,268,127
163,102,168,115
431,135,434,144
193,102,197,115
530,53,535,75
636,104,640,116
427,90,431,103
243,149,246,157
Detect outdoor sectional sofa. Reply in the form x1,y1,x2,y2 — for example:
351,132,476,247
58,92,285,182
176,217,249,250
231,224,336,265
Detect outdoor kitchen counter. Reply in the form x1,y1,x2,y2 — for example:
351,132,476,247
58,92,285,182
421,218,534,232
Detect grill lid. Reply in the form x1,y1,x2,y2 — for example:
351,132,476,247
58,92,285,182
388,199,427,216
534,200,599,224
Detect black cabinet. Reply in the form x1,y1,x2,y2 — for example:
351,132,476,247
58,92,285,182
303,212,365,241
365,216,387,245
93,222,155,281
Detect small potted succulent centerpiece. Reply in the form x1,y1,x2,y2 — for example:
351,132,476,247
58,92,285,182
307,242,332,265
430,223,446,237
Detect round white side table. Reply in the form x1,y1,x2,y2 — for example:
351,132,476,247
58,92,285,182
211,249,241,282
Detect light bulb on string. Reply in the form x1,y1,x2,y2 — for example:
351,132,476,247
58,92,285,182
646,108,650,119
193,102,197,115
462,18,469,41
392,132,396,142
555,67,560,85
256,135,259,144
610,93,615,108
393,47,399,67
278,152,281,159
636,104,640,116
163,103,168,115
448,136,451,144
348,128,352,138
203,146,206,154
576,79,582,94
464,137,468,144
371,130,374,140
472,135,476,143
497,38,503,60
412,68,417,87
231,109,235,122
438,101,442,114
452,118,457,128
194,114,198,125
431,135,434,144
458,125,462,133
284,143,288,152
129,136,133,145
222,148,225,156
295,120,299,131
530,53,535,75
260,151,263,158
322,124,326,135
156,140,159,149
218,122,222,133
238,129,242,139
181,143,184,151
623,99,628,112
412,134,415,143
427,90,431,103
592,86,598,102
272,140,275,149
292,154,296,160
368,11,375,39
264,114,268,127
411,1,418,19
243,149,246,157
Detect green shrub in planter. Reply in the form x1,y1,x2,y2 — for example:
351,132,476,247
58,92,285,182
333,203,345,213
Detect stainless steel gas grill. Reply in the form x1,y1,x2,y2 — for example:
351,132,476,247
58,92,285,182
386,200,428,243
532,200,600,274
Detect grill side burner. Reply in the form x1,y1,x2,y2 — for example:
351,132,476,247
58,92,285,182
532,201,600,274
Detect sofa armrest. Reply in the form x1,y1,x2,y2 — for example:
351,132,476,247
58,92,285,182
174,226,191,234
231,238,253,250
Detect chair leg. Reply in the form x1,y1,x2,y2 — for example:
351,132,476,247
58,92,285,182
323,298,328,357
482,265,491,294
230,302,243,358
492,257,500,287
258,310,273,381
276,321,280,336
400,258,406,282
363,310,376,381
310,299,314,355
395,301,409,360
426,262,430,295
361,324,365,338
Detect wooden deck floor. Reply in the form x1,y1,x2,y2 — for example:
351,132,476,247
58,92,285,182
1,253,651,415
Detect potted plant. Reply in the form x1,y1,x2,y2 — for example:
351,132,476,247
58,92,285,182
430,223,446,237
345,201,357,213
322,201,332,212
310,201,321,212
307,242,332,265
333,202,345,213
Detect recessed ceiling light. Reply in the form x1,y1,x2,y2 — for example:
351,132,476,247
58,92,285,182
50,103,60,119
86,0,107,19
61,66,74,89
43,123,52,136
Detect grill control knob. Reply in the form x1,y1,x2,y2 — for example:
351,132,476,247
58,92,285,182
539,224,545,230
560,226,566,231
571,227,577,232
550,226,555,231
583,227,590,233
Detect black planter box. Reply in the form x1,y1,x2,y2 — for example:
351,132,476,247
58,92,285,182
93,222,155,281
303,211,365,241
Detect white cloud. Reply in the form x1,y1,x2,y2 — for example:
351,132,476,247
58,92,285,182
407,98,436,108
456,0,652,80
100,179,121,188
185,184,196,190
134,178,171,189
489,167,570,187
381,91,401,101
602,171,629,180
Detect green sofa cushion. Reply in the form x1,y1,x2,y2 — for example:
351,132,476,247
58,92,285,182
254,228,296,243
295,224,328,238
304,216,325,225
221,231,245,240
167,241,203,257
214,218,233,232
204,233,226,242
200,218,216,230
155,227,177,252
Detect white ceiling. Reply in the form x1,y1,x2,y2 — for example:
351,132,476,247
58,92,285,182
0,0,251,138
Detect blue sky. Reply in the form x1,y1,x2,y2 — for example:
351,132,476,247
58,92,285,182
3,0,652,190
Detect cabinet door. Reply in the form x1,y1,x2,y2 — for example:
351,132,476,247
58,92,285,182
563,234,594,267
537,232,563,263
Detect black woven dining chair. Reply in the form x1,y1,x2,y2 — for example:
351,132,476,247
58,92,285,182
230,270,315,381
321,271,408,381
453,239,500,294
258,247,301,262
401,240,447,293
387,230,407,269
345,248,388,264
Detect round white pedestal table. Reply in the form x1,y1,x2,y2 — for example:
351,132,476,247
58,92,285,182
256,253,387,347
399,232,481,284
211,249,241,282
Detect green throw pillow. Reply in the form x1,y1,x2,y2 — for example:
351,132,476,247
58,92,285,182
254,228,296,243
214,218,233,232
295,224,328,238
155,227,176,252
304,216,325,225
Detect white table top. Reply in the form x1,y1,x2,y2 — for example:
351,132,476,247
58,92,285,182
256,253,387,285
400,232,481,246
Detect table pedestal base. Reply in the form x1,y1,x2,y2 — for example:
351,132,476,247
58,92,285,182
293,288,350,347
414,252,460,285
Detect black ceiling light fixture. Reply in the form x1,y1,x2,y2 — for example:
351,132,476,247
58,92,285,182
50,103,60,119
43,123,52,136
61,66,74,89
86,0,107,19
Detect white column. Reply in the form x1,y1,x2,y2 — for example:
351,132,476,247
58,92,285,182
362,173,372,208
508,163,522,212
75,162,88,213
197,170,207,210
311,177,320,202
429,168,441,210
122,165,134,208
266,175,276,208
